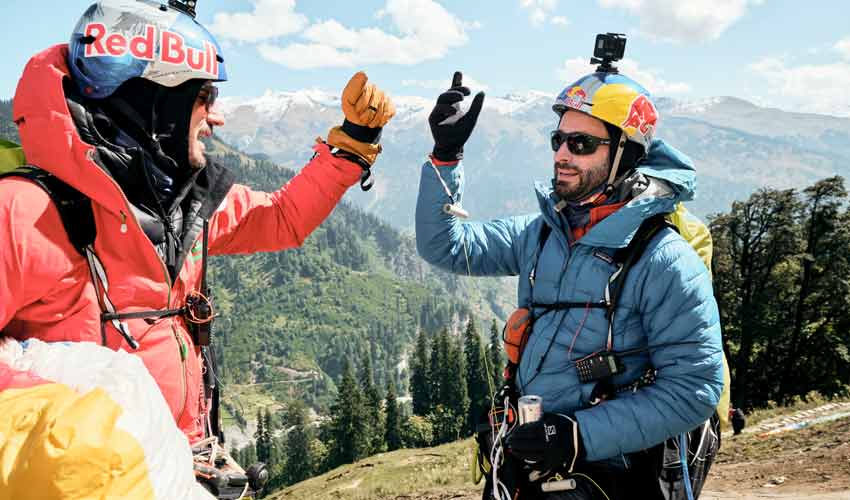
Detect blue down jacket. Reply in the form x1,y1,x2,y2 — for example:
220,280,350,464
415,139,724,462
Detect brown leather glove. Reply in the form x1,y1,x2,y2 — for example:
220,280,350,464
326,71,395,167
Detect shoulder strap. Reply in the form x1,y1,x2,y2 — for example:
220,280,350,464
528,221,552,288
0,166,96,256
602,213,678,349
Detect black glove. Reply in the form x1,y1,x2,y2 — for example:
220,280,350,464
506,413,584,472
428,71,485,162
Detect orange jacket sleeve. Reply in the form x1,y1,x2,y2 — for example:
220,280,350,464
207,142,363,255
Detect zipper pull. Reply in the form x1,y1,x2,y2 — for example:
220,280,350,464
120,211,128,234
178,336,188,360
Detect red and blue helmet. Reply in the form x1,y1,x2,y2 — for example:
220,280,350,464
68,0,227,99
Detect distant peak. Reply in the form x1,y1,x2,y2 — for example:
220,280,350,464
661,96,757,114
502,90,553,102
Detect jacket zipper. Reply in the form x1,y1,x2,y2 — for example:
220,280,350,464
93,164,188,422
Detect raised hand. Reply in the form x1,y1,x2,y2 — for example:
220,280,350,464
429,71,485,162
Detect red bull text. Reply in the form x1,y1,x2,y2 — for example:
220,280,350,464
83,23,220,78
621,94,658,136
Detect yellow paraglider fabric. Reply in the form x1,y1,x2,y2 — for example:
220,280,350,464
0,383,154,500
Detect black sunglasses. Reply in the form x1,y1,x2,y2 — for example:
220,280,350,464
197,83,219,111
550,130,611,155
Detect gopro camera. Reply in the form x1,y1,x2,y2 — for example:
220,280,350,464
590,33,627,73
168,0,198,18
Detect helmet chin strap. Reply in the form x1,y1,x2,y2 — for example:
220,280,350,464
603,134,628,196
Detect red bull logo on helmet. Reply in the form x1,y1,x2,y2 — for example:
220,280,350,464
83,23,220,78
621,94,658,137
563,86,587,110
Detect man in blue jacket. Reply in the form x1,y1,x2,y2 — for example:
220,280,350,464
416,69,724,500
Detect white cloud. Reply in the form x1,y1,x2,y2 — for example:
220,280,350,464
551,16,570,26
401,76,490,92
835,36,850,60
259,0,471,69
519,0,559,27
597,0,764,42
209,0,308,43
556,58,691,95
749,56,850,117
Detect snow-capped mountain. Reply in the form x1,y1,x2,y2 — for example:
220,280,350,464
216,90,850,228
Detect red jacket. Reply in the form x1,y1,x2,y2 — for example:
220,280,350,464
0,45,363,443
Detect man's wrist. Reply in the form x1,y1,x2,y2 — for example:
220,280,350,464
341,119,382,144
429,154,460,167
432,145,463,162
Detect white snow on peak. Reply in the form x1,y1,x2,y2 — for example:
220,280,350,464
667,97,730,114
219,89,559,119
217,88,340,118
481,90,553,115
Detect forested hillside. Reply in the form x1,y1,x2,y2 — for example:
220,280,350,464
201,140,512,420
0,100,18,143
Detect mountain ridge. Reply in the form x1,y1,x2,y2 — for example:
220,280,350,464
215,90,850,228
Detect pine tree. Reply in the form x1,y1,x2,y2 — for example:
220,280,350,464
255,408,270,463
283,399,313,484
464,317,491,435
263,409,278,467
429,327,449,410
488,319,504,389
328,358,369,466
240,442,258,467
361,353,385,454
410,328,431,415
442,332,469,440
384,379,402,451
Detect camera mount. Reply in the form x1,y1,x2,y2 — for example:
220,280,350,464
168,0,198,18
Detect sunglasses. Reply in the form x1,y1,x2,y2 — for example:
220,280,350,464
197,83,219,111
550,130,611,155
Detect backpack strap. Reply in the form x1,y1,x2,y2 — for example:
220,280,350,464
528,221,552,288
0,166,141,348
0,166,95,256
602,213,678,350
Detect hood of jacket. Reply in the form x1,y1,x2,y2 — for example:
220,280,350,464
13,44,235,279
13,44,130,216
534,138,696,249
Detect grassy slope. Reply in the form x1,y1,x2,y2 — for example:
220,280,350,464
270,439,480,500
272,397,850,500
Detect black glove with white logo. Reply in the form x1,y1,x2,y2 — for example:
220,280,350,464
428,71,485,162
506,413,584,472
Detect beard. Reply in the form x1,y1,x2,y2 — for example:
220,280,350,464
553,160,610,202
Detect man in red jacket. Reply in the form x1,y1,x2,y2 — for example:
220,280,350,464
0,0,394,487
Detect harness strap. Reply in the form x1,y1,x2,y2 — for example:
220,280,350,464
101,308,184,322
531,301,608,310
84,246,140,350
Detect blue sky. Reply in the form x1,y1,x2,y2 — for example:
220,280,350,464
2,0,849,117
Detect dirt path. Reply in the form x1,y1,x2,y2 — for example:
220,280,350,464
701,492,848,499
700,405,850,500
448,406,850,500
